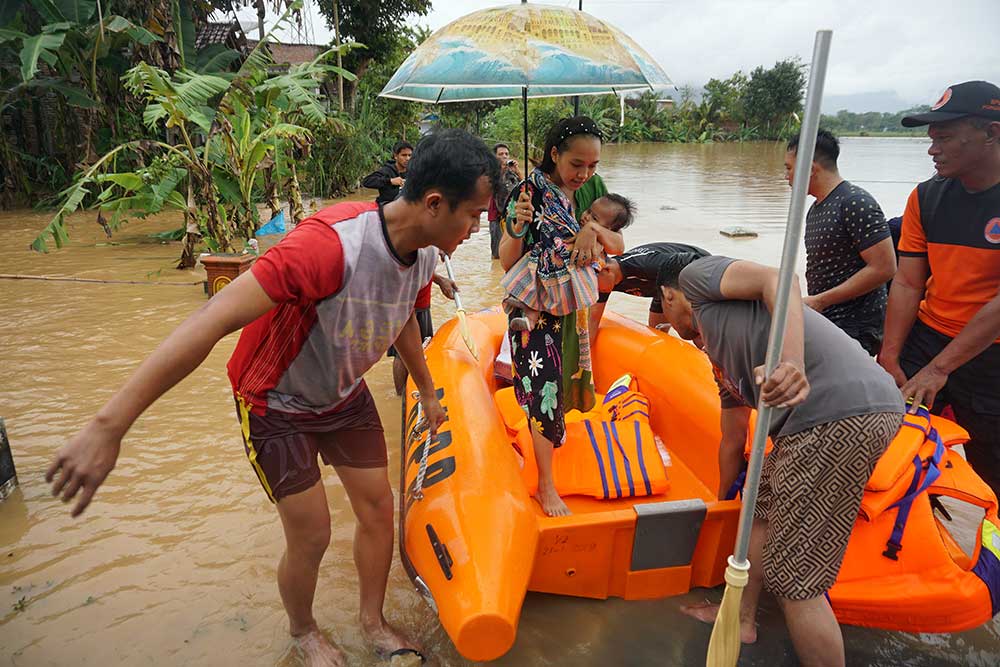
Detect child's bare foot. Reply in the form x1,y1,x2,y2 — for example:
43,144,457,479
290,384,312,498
536,484,571,516
510,316,532,331
292,629,347,667
361,616,425,664
680,601,757,643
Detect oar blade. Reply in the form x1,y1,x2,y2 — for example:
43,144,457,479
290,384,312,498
706,558,750,667
456,309,479,360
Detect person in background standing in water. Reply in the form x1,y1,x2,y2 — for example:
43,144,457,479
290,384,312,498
488,143,522,259
785,129,897,355
362,140,413,205
46,129,499,667
880,80,1000,498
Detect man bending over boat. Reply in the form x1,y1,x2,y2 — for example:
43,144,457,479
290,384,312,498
46,129,499,667
655,253,903,666
591,241,710,338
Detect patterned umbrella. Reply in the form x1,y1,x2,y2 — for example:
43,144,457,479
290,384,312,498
380,4,672,104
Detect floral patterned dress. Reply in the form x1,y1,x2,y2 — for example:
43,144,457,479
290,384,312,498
502,168,597,446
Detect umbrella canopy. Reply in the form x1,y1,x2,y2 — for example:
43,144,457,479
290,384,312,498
379,3,672,103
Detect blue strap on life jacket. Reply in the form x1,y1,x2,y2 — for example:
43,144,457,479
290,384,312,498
630,419,653,496
601,421,624,499
605,421,633,497
608,421,637,497
584,420,611,500
882,413,945,561
724,468,747,501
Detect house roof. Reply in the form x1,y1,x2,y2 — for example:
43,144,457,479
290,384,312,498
246,40,324,66
195,21,243,50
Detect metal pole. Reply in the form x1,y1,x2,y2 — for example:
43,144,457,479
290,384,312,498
333,0,344,112
730,30,832,567
522,86,529,168
573,0,582,116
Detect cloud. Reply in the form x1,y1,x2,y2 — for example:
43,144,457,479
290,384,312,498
254,0,998,110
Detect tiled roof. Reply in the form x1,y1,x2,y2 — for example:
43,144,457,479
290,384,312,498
246,40,324,65
195,21,239,49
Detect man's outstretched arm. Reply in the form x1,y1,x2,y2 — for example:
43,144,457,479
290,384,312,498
47,272,277,516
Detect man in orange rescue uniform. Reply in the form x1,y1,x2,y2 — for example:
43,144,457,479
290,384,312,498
879,80,1000,498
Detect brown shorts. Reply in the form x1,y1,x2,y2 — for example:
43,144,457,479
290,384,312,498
235,383,387,503
754,411,902,600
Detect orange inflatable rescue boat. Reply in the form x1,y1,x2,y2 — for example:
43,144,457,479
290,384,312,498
399,309,1000,661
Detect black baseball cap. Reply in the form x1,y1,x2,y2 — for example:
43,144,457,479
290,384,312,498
902,80,1000,127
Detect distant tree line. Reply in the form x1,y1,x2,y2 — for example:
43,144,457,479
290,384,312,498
819,106,930,136
434,58,810,154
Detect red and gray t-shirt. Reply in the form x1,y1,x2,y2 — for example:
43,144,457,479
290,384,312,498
227,201,437,416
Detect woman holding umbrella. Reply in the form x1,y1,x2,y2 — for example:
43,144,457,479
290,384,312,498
498,116,624,516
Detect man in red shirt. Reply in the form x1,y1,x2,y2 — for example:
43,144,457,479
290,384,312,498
47,129,499,666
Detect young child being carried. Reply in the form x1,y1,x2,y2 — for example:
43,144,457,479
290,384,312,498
502,188,635,331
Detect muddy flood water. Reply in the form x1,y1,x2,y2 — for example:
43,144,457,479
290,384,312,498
2,138,999,665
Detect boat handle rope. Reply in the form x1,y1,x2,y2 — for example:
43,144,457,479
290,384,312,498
410,391,432,501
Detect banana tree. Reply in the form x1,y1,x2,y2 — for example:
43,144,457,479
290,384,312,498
250,46,356,222
30,3,352,267
0,1,159,202
210,96,312,236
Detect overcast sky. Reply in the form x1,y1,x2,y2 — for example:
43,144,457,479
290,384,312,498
231,0,999,113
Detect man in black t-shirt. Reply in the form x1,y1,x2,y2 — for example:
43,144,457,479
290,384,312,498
590,242,708,335
785,130,897,355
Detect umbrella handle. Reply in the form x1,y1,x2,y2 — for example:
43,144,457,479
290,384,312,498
504,182,532,239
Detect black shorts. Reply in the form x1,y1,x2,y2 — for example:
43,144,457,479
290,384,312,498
387,308,433,357
839,325,883,357
899,319,1000,496
899,319,1000,414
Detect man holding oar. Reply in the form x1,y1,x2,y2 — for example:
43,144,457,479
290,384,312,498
656,253,903,666
46,129,499,667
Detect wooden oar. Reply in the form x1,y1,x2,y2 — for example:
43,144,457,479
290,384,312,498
442,254,479,360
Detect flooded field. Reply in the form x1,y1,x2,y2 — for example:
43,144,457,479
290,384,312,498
2,138,998,665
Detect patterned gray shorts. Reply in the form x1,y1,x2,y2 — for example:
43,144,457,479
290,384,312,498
754,411,903,600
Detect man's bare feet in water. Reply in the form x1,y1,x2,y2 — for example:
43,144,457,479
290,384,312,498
680,601,757,644
292,628,347,667
361,615,425,663
536,484,571,517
